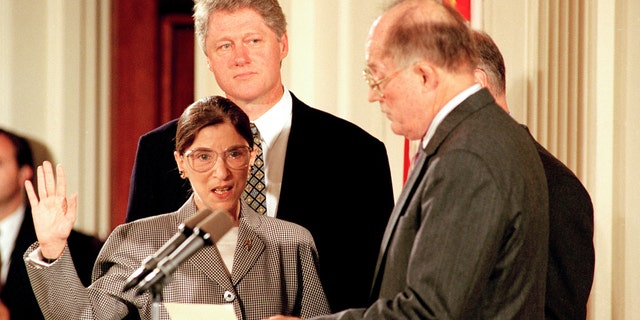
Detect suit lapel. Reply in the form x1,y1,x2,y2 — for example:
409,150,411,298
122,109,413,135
12,206,38,260
371,149,428,296
190,246,234,289
379,150,428,253
4,207,37,298
186,203,266,288
276,92,306,220
176,198,233,289
230,217,265,285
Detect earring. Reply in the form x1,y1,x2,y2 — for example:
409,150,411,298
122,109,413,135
179,170,186,179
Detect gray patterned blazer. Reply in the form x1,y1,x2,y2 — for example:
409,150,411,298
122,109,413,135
24,198,330,320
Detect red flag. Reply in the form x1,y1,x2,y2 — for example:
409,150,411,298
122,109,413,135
453,0,471,21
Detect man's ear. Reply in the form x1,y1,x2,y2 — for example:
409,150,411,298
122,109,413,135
474,68,489,88
279,32,289,60
19,165,33,184
415,61,438,90
206,59,213,72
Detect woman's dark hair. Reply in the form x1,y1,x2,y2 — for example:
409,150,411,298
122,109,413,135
175,96,253,154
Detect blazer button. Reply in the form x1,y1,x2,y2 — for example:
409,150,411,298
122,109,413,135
223,291,235,302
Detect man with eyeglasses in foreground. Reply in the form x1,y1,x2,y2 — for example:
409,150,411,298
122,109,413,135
268,0,549,319
126,0,394,312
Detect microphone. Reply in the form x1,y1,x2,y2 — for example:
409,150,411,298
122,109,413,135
135,208,234,295
123,208,214,292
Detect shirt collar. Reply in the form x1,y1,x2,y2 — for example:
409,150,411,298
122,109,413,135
421,83,482,149
253,87,293,147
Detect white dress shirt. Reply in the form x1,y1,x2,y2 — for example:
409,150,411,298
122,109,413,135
216,226,238,273
252,88,293,218
0,203,25,286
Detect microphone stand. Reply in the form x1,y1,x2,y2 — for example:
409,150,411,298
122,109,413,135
151,282,164,320
132,209,233,320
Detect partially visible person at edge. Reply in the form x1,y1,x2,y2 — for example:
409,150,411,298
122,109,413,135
267,0,549,319
125,0,394,312
22,96,330,320
472,29,595,320
0,128,103,320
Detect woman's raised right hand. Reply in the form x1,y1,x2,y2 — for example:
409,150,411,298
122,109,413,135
24,161,77,260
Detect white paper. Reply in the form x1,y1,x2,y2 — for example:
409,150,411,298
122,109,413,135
163,302,237,320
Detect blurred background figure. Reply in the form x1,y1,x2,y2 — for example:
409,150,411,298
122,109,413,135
0,127,103,320
472,29,595,320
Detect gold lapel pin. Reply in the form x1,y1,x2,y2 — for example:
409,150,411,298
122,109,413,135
244,239,252,251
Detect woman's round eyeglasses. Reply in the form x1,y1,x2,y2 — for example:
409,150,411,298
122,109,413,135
183,145,251,172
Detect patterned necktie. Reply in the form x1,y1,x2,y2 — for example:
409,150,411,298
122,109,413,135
242,123,267,214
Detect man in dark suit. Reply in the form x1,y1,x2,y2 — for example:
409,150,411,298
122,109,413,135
125,0,394,312
269,1,549,319
472,29,595,320
0,128,103,320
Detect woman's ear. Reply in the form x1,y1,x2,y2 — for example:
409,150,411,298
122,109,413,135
174,151,186,179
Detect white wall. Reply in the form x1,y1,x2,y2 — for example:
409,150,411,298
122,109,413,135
0,0,111,238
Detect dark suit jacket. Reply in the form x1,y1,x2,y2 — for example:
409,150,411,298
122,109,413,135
312,89,549,319
1,204,103,320
125,92,395,312
532,137,594,320
25,199,330,320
